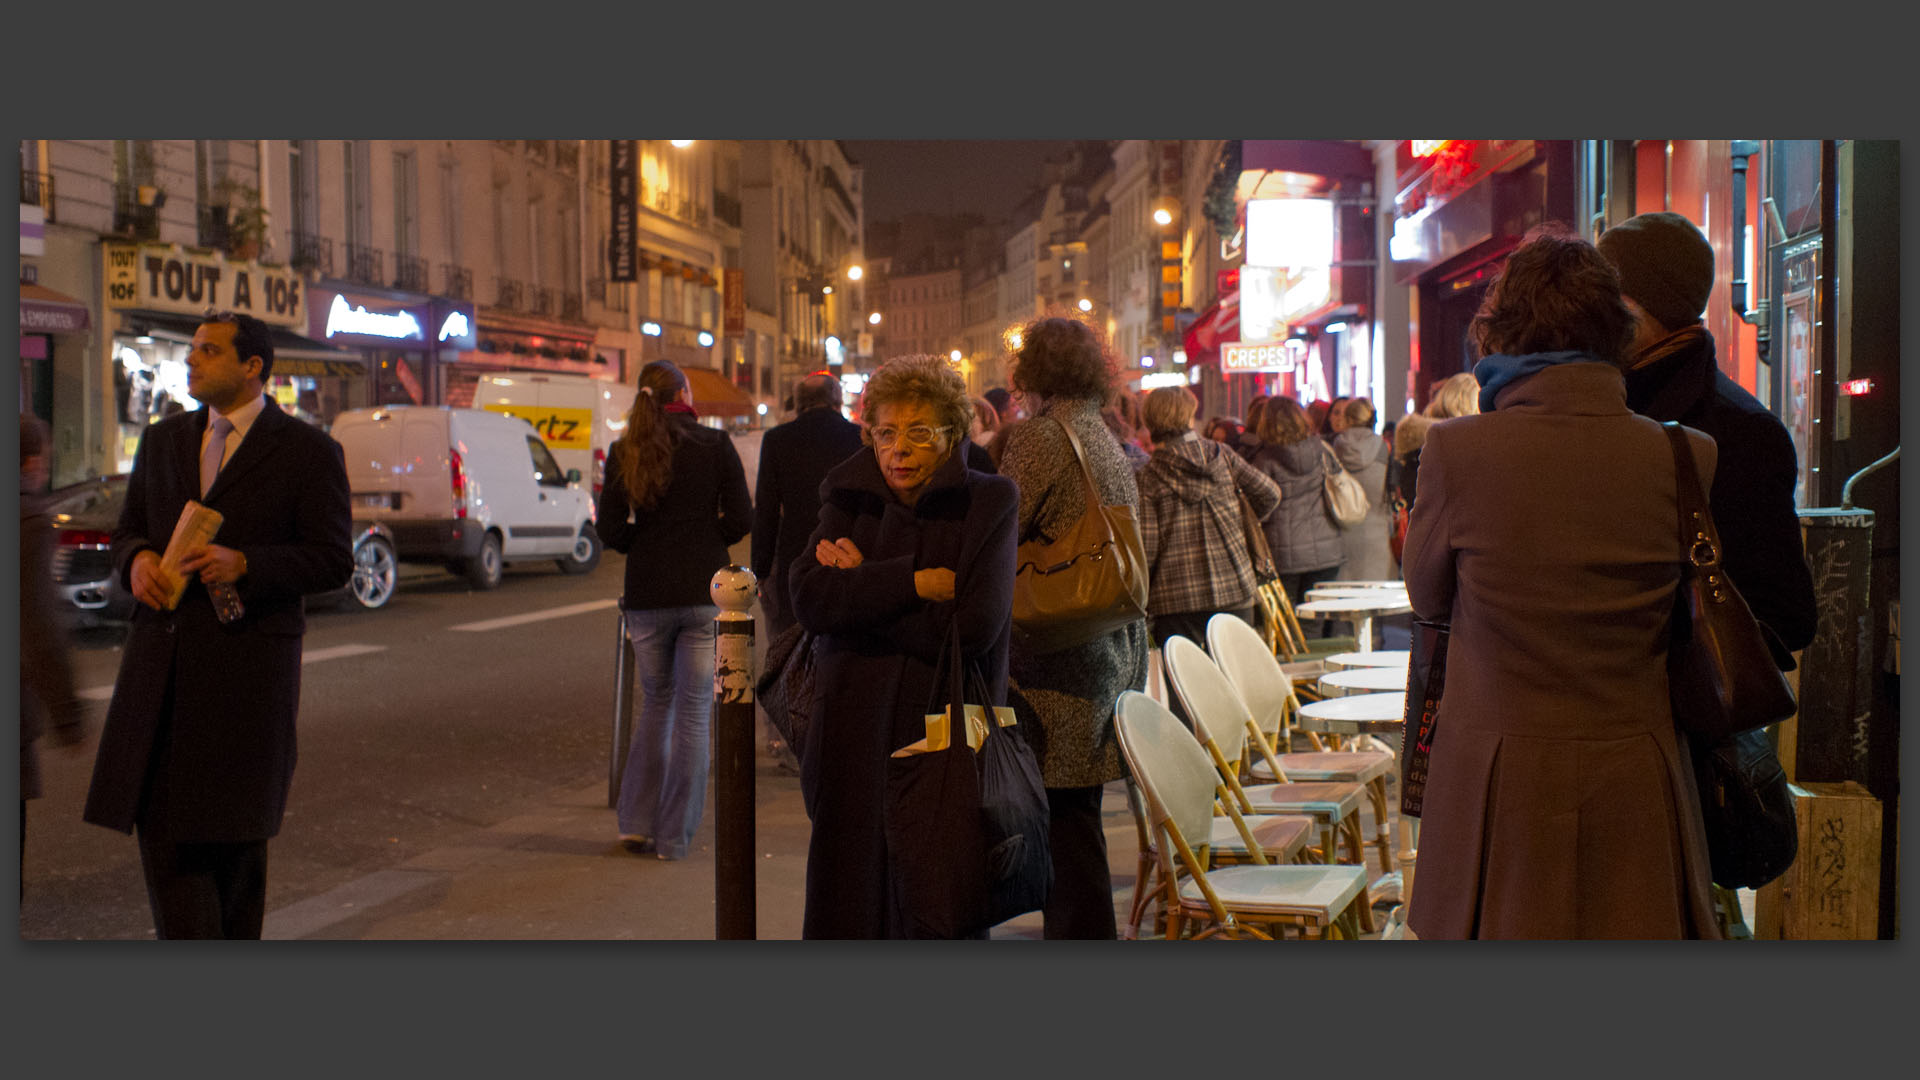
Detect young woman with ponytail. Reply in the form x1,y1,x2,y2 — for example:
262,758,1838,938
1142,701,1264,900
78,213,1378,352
596,360,752,860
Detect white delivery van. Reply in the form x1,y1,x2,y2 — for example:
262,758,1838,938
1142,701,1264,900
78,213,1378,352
472,372,635,497
329,406,601,590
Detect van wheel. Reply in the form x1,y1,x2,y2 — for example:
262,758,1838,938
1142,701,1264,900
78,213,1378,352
558,523,601,575
349,536,397,610
467,532,504,590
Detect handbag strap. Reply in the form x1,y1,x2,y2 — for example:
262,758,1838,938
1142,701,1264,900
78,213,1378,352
1043,413,1106,513
1662,422,1725,579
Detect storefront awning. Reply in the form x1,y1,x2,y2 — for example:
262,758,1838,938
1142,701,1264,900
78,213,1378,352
115,308,360,366
1183,291,1239,361
21,282,91,334
681,365,755,418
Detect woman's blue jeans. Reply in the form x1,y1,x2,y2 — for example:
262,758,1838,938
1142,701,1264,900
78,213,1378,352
618,605,718,859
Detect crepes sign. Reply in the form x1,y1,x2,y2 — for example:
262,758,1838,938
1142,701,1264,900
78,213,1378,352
103,242,306,328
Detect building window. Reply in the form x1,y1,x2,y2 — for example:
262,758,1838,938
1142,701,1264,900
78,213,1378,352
440,160,460,262
393,149,419,261
343,140,372,251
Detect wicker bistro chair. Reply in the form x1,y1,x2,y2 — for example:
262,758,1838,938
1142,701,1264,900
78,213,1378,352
1207,613,1396,877
1115,691,1369,941
1119,758,1318,939
1267,581,1359,664
1162,637,1376,935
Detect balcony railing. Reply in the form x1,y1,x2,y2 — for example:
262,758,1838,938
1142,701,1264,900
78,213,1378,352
393,253,429,292
292,232,333,276
495,278,525,310
530,285,553,316
443,263,472,301
526,139,550,166
111,183,161,241
346,244,384,287
712,190,741,228
561,291,584,321
555,141,579,176
20,170,54,216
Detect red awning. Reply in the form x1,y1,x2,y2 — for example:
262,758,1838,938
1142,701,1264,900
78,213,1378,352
1183,291,1239,361
681,365,755,418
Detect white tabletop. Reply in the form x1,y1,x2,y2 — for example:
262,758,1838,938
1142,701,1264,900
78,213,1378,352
1319,667,1410,694
1295,596,1413,617
1323,650,1411,669
1307,586,1410,600
1321,580,1408,589
1296,692,1408,734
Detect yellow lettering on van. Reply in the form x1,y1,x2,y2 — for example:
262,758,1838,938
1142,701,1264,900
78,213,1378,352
482,404,595,450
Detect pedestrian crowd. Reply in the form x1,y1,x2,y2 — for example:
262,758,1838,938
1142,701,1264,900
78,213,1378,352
27,212,1813,941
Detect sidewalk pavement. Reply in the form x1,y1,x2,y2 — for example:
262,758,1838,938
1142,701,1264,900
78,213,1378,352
259,730,1408,941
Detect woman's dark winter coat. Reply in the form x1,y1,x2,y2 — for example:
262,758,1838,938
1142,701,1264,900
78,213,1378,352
789,444,1018,939
596,412,752,610
1249,438,1346,574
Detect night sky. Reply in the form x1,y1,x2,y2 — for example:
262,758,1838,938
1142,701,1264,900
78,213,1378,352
840,140,1074,224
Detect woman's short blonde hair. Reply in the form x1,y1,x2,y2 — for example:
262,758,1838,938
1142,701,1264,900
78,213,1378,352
860,354,973,442
1141,386,1199,441
1426,372,1482,419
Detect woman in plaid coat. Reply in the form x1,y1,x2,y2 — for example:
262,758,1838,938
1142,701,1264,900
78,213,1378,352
1135,385,1281,653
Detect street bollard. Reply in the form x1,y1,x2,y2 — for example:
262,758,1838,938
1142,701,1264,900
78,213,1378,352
609,599,635,809
710,566,758,940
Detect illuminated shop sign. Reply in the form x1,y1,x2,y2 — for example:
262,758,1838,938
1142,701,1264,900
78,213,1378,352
439,310,471,342
1221,339,1307,376
103,242,306,328
431,299,477,351
325,293,424,340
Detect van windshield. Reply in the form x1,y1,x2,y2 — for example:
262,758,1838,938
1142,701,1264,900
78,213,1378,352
526,437,569,487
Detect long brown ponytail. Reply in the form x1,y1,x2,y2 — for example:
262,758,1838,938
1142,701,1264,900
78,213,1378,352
614,360,690,510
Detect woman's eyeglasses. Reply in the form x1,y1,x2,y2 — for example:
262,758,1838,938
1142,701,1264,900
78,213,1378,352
866,424,948,451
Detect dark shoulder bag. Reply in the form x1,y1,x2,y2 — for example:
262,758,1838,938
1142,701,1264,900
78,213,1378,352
755,622,817,758
1663,423,1799,889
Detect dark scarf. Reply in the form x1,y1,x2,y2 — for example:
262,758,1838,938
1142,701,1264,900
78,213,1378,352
664,401,699,419
1621,325,1717,422
1472,350,1595,413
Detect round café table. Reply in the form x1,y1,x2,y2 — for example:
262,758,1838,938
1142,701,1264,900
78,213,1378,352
1296,691,1418,915
1319,666,1409,696
1323,649,1410,670
1307,586,1410,601
1294,594,1413,656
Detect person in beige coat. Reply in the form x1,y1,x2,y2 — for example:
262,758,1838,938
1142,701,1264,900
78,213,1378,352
1402,230,1721,939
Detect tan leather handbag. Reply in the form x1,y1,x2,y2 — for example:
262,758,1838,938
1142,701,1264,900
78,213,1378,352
1010,416,1150,654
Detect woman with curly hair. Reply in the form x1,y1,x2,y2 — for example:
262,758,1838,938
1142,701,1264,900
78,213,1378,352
596,360,752,860
994,316,1149,938
789,354,1019,938
1403,230,1720,937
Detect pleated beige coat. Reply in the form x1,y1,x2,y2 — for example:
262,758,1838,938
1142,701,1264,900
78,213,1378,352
1401,361,1722,940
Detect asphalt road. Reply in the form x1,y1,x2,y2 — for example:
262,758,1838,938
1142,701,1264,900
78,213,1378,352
23,543,662,940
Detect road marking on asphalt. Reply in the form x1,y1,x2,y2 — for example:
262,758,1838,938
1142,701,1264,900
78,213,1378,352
448,599,620,633
302,644,389,664
74,643,388,701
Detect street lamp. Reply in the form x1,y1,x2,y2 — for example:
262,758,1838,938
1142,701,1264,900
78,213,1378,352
1153,208,1173,226
670,140,693,148
846,264,863,281
868,312,882,325
949,349,962,363
1077,298,1093,312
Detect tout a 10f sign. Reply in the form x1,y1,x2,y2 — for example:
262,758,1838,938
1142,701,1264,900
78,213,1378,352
104,242,306,327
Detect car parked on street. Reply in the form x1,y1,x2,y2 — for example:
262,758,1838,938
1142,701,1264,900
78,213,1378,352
44,473,399,624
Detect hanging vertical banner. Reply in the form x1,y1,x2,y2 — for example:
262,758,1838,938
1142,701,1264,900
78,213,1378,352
609,140,638,282
723,268,746,336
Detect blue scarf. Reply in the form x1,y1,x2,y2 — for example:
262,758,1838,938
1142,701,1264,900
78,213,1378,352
1471,350,1596,413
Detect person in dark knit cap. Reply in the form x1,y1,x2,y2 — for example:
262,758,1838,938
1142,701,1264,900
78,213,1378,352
1597,210,1816,935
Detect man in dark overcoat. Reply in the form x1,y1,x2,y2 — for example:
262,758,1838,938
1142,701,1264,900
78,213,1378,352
1598,212,1816,665
83,311,352,939
1599,211,1818,937
750,372,864,638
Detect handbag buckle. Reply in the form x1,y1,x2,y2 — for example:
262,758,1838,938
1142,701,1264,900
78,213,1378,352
1688,538,1718,568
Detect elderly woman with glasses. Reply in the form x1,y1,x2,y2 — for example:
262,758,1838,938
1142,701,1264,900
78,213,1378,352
788,354,1019,938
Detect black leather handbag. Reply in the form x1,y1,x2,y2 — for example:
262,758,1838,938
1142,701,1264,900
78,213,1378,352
1663,424,1799,889
1662,424,1798,742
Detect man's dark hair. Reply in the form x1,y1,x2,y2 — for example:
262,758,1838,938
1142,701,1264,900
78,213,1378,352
794,373,842,412
1469,229,1635,364
203,310,276,381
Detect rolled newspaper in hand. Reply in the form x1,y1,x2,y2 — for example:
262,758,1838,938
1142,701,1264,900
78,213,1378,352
158,500,224,611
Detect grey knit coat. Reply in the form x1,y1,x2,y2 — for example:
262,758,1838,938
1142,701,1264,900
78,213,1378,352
997,399,1150,789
